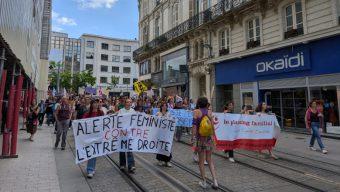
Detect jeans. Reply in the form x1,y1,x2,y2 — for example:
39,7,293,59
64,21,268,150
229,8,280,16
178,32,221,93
55,120,70,148
310,122,325,150
87,158,96,174
119,152,135,169
46,113,53,126
175,126,182,141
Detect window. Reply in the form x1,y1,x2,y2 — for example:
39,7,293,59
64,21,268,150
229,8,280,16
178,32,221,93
140,61,151,76
101,54,108,61
143,25,149,45
86,52,94,59
123,67,131,74
112,66,119,73
284,1,304,38
219,29,230,56
155,17,160,38
112,55,120,62
112,44,120,51
86,41,94,48
248,18,260,42
101,43,109,50
85,64,93,71
123,56,131,63
101,65,108,72
123,46,131,52
100,77,107,83
123,78,131,85
247,17,261,49
172,3,179,27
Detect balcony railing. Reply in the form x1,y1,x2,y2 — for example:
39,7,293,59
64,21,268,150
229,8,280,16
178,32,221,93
133,0,253,60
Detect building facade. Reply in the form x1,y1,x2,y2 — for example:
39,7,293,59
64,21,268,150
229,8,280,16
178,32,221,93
80,34,138,97
50,32,81,74
135,0,340,134
0,0,51,99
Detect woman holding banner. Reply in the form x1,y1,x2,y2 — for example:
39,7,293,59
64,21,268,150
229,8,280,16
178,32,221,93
255,102,279,160
223,101,236,163
192,97,218,189
155,102,173,167
82,100,104,179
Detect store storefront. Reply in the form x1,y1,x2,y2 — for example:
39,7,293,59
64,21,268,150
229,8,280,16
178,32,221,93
161,48,188,97
215,35,340,134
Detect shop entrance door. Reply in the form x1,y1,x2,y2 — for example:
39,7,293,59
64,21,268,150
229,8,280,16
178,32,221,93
265,88,308,129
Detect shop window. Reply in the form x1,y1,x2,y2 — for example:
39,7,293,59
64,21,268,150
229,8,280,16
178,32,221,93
219,29,230,56
247,17,261,49
284,1,304,39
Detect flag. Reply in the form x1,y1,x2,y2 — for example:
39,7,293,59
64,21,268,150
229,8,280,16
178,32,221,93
176,95,183,103
133,81,148,95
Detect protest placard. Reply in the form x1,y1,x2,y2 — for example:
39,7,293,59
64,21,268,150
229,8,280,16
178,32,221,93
212,113,280,150
168,109,193,127
72,113,176,164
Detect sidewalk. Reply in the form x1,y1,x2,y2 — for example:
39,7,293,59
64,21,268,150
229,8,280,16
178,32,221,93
0,124,60,192
0,119,91,192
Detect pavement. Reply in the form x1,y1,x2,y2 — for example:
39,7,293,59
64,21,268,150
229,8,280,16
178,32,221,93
0,116,340,192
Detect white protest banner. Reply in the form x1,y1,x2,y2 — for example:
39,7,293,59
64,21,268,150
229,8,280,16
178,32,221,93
72,113,176,164
212,113,280,150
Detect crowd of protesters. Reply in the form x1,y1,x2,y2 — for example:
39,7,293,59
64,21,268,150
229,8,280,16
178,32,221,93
26,93,328,189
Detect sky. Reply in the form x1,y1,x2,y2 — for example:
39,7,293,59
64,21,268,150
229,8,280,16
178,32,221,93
52,0,139,40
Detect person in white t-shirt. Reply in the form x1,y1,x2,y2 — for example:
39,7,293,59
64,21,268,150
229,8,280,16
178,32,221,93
118,99,136,173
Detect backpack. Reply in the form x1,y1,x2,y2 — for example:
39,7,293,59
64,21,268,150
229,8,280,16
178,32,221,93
199,115,214,136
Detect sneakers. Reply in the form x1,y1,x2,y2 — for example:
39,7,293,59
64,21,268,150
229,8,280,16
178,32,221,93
309,146,317,151
193,154,198,163
128,167,136,173
61,147,65,150
120,166,125,170
198,180,207,189
158,161,164,166
87,173,93,179
270,154,279,160
322,149,328,154
165,162,172,167
212,179,219,189
229,158,235,163
204,160,208,165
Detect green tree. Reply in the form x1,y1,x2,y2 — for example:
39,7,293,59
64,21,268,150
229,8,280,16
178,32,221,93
110,75,120,88
71,70,97,93
60,70,72,91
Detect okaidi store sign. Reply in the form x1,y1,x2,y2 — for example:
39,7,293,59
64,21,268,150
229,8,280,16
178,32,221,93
255,48,311,76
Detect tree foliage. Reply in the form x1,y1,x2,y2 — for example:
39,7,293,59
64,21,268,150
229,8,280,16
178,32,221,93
110,75,120,88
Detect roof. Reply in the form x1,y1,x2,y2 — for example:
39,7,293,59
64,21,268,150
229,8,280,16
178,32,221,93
80,33,139,43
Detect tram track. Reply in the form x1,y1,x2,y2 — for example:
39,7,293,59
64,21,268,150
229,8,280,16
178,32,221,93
178,139,333,192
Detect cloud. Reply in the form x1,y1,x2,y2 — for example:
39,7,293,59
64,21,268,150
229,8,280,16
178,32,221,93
52,11,77,26
75,0,118,9
52,25,63,32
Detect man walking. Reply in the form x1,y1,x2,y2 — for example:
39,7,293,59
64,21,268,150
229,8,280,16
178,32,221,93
54,97,72,150
37,99,46,126
119,99,136,173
